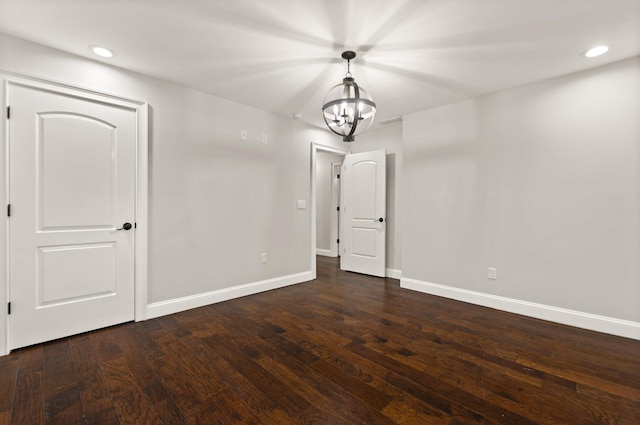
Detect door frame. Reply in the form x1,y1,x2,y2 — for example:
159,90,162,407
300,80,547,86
329,161,341,257
310,143,349,279
1,74,149,355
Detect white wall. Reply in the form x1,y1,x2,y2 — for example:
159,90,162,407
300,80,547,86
316,152,342,253
402,57,640,338
352,123,403,275
0,34,339,353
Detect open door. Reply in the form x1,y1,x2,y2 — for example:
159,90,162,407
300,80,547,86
340,150,386,277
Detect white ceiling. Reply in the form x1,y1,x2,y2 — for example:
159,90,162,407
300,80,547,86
1,0,639,129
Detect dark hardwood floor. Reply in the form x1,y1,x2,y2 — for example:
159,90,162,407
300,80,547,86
1,256,639,424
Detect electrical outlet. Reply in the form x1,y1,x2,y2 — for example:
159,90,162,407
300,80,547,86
240,129,248,140
488,268,497,280
261,134,268,144
261,253,268,263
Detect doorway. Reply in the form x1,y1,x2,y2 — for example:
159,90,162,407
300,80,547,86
310,143,349,279
311,144,387,278
315,153,343,258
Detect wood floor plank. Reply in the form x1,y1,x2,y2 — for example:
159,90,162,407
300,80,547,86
278,328,404,399
10,346,44,425
207,389,262,425
99,356,164,425
240,334,400,424
68,335,120,425
42,339,84,425
0,411,10,425
141,335,223,423
382,394,456,425
204,334,312,418
309,358,393,411
114,324,187,425
0,356,19,423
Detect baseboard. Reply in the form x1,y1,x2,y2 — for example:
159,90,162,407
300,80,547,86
147,271,314,319
401,277,640,341
316,249,335,257
386,268,402,279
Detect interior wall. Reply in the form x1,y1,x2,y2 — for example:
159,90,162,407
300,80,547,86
352,122,403,275
0,33,338,346
316,152,342,253
402,57,640,326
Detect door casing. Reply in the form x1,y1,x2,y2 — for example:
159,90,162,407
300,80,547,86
1,74,149,355
329,162,341,257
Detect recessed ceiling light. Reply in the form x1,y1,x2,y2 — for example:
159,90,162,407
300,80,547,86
91,46,114,58
584,45,609,58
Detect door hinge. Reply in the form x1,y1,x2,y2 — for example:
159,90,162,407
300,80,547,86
336,206,340,211
7,302,11,315
134,222,137,229
337,239,340,244
337,174,340,179
6,106,10,119
7,204,10,217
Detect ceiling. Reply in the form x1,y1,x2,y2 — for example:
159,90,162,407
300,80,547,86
0,0,639,129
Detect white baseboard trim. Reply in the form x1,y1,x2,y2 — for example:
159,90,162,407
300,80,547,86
401,277,640,341
316,249,335,257
147,271,314,319
386,268,402,279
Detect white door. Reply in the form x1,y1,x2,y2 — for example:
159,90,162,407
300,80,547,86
8,82,136,350
340,150,386,277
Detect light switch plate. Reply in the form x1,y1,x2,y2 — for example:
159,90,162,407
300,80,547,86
297,200,306,209
488,268,497,280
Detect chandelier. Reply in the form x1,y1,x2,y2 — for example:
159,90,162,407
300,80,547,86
322,51,376,142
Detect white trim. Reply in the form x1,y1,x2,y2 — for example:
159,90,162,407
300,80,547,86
401,277,640,341
1,80,8,356
1,74,148,355
310,142,349,280
134,103,149,321
0,69,148,106
147,271,314,319
386,268,402,279
316,249,334,257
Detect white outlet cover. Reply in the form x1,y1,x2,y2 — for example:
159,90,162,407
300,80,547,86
488,268,497,279
240,130,248,140
296,200,306,209
261,134,268,144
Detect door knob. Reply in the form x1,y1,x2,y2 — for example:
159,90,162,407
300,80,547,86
374,217,385,223
116,222,133,231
